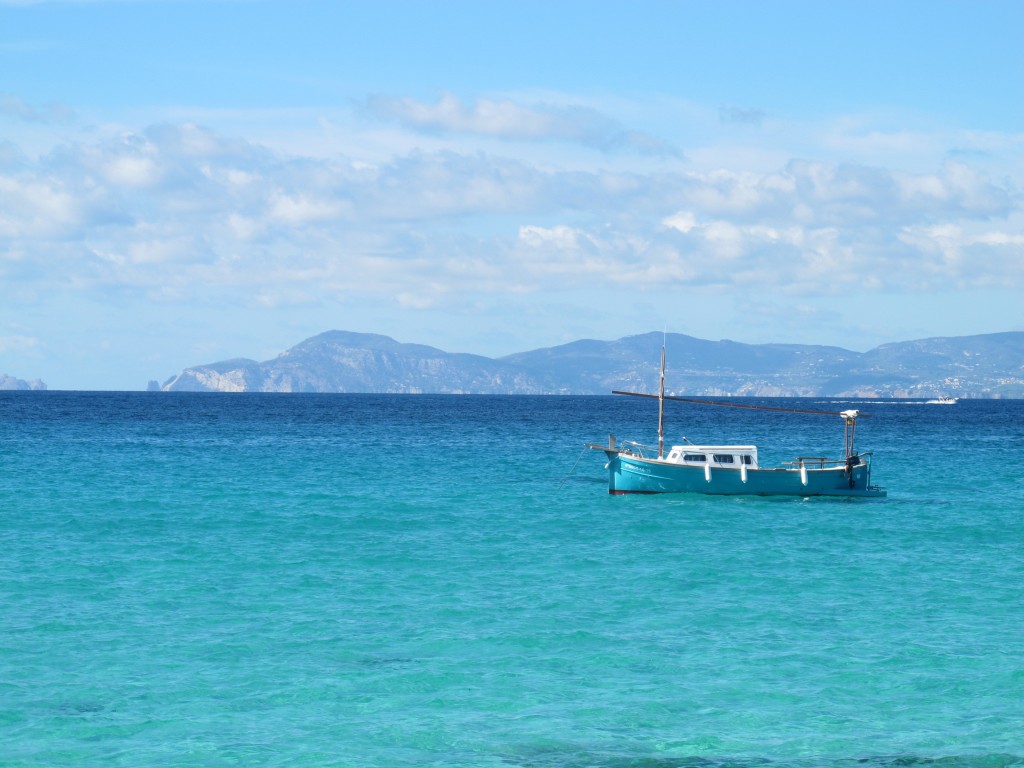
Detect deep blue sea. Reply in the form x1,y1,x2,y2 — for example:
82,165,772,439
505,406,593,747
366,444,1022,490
2,393,1023,768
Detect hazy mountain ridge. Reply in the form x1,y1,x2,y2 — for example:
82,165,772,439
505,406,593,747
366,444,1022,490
0,374,47,391
161,331,548,394
159,330,1024,397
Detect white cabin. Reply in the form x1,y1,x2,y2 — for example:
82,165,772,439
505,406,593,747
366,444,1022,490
662,445,759,469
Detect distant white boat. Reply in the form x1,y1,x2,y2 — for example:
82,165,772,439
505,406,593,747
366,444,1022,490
926,397,958,405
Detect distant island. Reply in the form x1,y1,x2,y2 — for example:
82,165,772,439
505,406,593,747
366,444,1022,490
0,374,47,391
156,330,1024,398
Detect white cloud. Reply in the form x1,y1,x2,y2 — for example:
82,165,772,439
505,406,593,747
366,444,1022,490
0,92,74,123
0,333,38,352
268,192,351,225
103,153,159,187
719,105,767,125
518,224,582,250
365,92,678,155
0,174,87,238
397,289,442,309
977,231,1024,246
663,211,697,233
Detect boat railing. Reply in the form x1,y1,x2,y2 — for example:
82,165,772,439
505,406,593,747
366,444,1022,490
786,456,833,469
619,440,657,458
784,452,874,469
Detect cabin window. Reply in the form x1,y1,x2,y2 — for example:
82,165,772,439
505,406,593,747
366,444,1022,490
713,454,735,464
741,455,753,465
683,453,707,463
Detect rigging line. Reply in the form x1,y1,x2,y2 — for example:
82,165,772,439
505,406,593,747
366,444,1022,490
610,390,871,417
557,446,590,491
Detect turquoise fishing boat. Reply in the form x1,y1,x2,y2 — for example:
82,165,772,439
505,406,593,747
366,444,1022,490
590,346,886,498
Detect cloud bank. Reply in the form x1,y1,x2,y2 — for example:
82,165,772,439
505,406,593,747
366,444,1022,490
2,111,1020,314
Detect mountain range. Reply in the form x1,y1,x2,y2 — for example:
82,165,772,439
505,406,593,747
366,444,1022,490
156,330,1024,398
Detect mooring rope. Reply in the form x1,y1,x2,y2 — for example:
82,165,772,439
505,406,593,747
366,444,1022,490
557,446,591,491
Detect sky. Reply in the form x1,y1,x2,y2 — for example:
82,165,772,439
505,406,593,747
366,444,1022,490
1,0,1022,390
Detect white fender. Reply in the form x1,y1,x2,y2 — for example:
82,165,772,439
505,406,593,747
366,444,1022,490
740,462,748,483
799,461,808,486
704,463,712,483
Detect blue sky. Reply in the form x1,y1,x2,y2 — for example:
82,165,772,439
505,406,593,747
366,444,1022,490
2,0,1022,390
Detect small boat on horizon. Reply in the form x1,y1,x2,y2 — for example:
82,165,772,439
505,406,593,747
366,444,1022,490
589,345,886,498
926,396,958,405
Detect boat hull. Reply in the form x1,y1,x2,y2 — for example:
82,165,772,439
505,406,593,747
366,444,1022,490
605,452,885,497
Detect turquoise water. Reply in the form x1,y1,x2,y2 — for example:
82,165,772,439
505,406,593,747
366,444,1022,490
2,393,1022,767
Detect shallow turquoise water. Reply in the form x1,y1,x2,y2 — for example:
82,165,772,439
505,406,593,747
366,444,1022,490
1,393,1022,767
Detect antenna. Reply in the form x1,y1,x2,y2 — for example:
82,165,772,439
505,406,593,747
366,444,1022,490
657,340,665,458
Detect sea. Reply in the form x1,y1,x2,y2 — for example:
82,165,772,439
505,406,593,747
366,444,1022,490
2,392,1022,768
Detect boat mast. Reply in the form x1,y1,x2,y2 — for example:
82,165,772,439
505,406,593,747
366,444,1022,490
658,341,665,458
840,410,858,458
